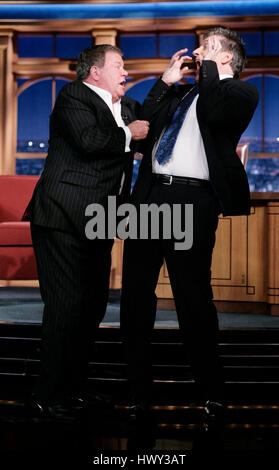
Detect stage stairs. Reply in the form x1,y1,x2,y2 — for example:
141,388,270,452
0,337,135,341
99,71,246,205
0,323,279,457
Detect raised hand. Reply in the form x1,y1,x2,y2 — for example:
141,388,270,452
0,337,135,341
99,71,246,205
203,35,223,61
162,48,194,86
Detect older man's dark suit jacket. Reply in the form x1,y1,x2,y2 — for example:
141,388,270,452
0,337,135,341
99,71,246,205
133,60,259,216
24,80,140,236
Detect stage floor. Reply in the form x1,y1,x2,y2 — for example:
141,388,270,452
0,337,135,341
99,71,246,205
1,287,279,458
1,287,279,328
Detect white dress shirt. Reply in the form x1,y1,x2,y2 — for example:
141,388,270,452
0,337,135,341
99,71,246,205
83,81,132,152
152,74,233,180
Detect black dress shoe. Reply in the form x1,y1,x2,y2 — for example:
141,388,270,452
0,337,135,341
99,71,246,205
25,396,81,420
203,400,225,430
25,397,57,418
65,392,114,412
127,403,156,450
128,402,148,418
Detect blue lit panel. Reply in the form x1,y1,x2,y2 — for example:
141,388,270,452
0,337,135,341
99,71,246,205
159,34,196,57
17,79,52,152
264,75,279,152
18,35,54,58
120,35,157,58
17,78,29,89
56,35,92,59
181,76,196,85
55,78,71,99
2,2,279,20
16,158,45,176
125,77,157,104
241,76,263,153
246,158,279,192
239,32,262,56
131,158,141,190
264,32,279,55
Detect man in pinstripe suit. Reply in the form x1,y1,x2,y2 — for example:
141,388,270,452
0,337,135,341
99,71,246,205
23,44,149,416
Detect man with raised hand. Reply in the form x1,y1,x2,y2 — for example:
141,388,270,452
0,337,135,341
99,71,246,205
120,27,259,441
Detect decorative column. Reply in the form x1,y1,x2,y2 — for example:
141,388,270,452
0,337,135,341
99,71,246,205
267,202,279,315
92,29,117,46
0,33,16,174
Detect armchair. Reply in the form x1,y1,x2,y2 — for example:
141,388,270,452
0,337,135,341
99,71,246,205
0,175,39,281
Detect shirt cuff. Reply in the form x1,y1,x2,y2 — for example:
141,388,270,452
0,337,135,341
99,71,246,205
123,125,132,152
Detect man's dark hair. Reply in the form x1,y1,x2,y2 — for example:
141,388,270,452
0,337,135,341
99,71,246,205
76,44,123,80
203,27,246,78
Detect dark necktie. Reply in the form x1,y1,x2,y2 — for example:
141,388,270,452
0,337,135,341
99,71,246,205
155,85,199,165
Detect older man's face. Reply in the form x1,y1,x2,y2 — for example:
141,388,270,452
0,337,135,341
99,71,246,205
97,51,128,103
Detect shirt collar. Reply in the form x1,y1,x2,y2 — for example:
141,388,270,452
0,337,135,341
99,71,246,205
82,82,121,106
219,74,234,80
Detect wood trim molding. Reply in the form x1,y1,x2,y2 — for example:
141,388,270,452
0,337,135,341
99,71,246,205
157,299,270,315
92,29,117,45
16,153,47,159
0,0,219,4
12,56,279,80
0,34,16,174
1,15,279,33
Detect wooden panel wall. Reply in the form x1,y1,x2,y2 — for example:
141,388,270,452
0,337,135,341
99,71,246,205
154,203,279,314
211,206,266,302
267,202,279,313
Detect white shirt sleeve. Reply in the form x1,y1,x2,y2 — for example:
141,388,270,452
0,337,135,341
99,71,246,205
123,125,132,152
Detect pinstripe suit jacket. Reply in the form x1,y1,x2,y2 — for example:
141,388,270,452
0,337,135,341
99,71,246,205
23,80,140,237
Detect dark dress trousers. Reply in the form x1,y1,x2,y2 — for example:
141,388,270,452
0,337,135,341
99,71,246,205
24,80,140,404
120,61,259,404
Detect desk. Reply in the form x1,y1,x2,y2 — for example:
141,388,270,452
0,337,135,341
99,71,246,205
155,193,279,315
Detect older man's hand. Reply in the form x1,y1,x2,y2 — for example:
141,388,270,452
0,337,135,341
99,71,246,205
128,120,150,140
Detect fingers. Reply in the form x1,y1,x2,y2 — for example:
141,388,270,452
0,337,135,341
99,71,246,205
180,56,195,68
203,36,222,61
139,120,150,133
181,55,194,62
173,50,189,65
128,120,150,140
142,120,150,138
163,49,194,86
169,48,189,66
172,48,189,60
208,36,222,53
129,119,149,127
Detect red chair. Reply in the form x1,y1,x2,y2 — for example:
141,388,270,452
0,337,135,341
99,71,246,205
0,175,39,280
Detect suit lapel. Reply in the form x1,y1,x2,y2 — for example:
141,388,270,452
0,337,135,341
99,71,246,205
121,101,133,125
79,82,117,126
81,83,136,127
76,82,137,128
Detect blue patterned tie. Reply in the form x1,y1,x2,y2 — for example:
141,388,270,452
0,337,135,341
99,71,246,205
155,85,199,165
